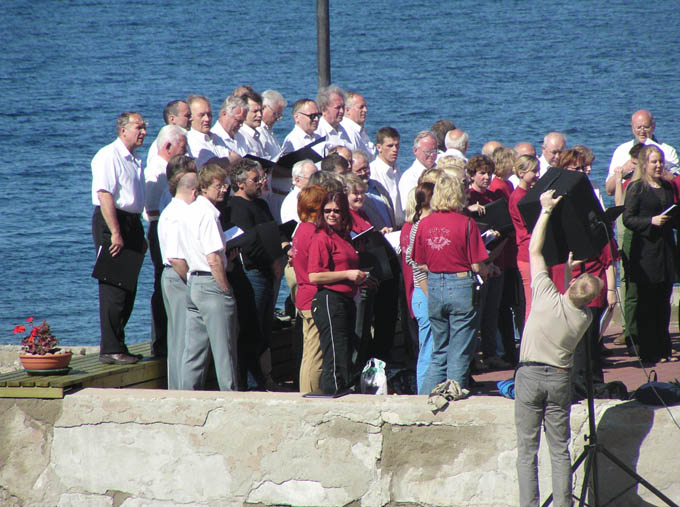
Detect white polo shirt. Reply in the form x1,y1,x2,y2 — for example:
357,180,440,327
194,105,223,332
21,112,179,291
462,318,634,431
179,195,227,274
186,129,231,169
235,124,266,158
257,123,282,161
280,125,321,157
341,117,376,159
158,197,189,265
91,137,144,213
608,138,679,177
315,117,352,151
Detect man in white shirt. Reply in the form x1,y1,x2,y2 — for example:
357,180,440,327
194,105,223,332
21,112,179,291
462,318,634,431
179,164,238,391
539,132,567,175
144,124,187,358
370,126,403,226
235,90,266,158
605,109,679,195
340,91,376,159
280,98,322,156
258,89,287,161
439,129,469,162
158,171,198,389
399,131,438,210
210,95,248,158
280,159,318,223
185,95,233,169
91,112,147,365
146,100,192,165
315,84,352,152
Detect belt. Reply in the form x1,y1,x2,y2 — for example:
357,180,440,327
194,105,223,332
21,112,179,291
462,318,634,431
190,271,212,276
518,361,569,372
456,271,472,278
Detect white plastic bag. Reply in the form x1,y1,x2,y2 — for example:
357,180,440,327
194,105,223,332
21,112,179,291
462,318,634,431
360,358,388,394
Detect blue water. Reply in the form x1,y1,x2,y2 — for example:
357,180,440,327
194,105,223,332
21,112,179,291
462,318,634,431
2,1,679,345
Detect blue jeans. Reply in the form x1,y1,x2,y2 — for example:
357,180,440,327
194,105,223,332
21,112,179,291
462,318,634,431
420,273,479,393
412,287,433,394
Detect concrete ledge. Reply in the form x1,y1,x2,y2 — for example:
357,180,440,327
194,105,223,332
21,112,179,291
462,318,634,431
0,390,678,506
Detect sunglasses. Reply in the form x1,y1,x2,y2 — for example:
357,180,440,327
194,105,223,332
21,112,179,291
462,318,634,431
323,208,341,215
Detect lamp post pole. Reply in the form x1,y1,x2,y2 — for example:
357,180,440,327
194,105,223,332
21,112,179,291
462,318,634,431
317,0,330,89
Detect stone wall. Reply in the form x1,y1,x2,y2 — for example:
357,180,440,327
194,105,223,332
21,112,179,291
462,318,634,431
0,389,678,506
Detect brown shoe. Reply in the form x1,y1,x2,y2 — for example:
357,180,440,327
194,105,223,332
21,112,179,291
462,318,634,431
99,353,139,365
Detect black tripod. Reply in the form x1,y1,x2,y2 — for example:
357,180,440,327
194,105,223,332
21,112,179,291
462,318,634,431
542,343,678,506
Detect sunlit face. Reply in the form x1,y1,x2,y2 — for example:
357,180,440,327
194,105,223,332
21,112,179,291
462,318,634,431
295,162,317,188
262,103,283,127
170,102,192,129
220,106,247,137
295,101,321,135
203,178,227,204
323,201,343,230
377,136,400,165
346,95,367,126
323,93,345,128
119,114,147,151
520,168,538,187
644,150,664,182
471,169,491,191
631,112,655,143
352,155,370,182
347,186,366,211
190,99,212,134
245,99,263,129
414,136,437,169
542,136,565,166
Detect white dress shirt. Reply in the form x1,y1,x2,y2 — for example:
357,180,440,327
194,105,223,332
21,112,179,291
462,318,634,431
280,125,321,157
608,138,679,177
315,117,352,151
280,186,301,223
180,195,227,274
210,122,242,156
146,137,159,166
370,156,403,226
186,129,231,169
91,138,144,213
144,155,168,218
398,159,428,210
257,123,282,161
158,197,190,265
340,117,376,159
234,124,266,158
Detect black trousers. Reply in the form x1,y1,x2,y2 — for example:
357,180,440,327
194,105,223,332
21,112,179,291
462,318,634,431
312,289,356,395
92,207,145,354
147,220,167,356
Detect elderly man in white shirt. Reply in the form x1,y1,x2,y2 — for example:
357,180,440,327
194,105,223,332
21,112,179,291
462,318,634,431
605,109,679,196
179,163,238,391
280,159,318,223
315,84,352,152
91,112,147,365
158,171,198,389
280,98,322,156
439,129,469,162
146,100,192,165
539,132,567,175
399,131,438,210
341,91,376,159
235,89,267,158
144,124,187,358
185,95,233,169
370,126,404,227
258,89,287,161
210,95,248,158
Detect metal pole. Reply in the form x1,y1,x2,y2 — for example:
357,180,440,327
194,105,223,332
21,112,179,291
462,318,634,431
317,0,330,89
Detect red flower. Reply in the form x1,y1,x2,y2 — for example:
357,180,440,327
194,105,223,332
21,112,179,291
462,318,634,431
13,325,26,334
26,317,34,323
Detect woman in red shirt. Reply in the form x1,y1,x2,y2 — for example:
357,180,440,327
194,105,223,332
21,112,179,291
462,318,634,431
413,174,489,393
309,191,371,395
291,185,327,394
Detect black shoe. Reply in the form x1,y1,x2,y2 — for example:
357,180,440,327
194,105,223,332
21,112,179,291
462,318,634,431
99,353,139,365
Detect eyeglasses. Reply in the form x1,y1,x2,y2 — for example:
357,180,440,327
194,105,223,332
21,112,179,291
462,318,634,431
323,208,341,215
298,112,322,121
247,176,266,184
265,105,283,121
421,149,438,157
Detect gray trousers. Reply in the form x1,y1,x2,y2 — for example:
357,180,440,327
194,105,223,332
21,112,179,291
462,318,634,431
515,364,573,507
181,274,238,391
161,267,187,390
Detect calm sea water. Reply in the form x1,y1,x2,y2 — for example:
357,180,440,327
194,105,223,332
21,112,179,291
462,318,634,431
1,1,679,345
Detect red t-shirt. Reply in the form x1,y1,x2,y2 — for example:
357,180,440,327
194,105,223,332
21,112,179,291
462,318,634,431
413,211,488,273
489,177,513,199
291,222,318,310
308,227,360,297
350,208,373,234
400,222,415,318
509,186,531,262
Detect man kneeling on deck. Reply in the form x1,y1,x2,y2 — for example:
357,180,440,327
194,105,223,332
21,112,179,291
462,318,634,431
515,189,603,507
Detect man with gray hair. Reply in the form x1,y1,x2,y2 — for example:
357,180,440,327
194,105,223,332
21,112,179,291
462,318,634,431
144,124,188,357
539,131,567,175
258,89,287,161
146,100,192,165
398,130,438,209
315,84,352,152
211,95,248,159
186,95,232,169
280,159,318,223
440,129,469,162
235,89,266,158
340,91,376,159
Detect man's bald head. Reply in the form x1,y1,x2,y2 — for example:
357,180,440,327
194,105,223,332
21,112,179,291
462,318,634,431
481,140,502,158
631,109,655,143
542,132,567,166
445,129,469,154
514,142,536,158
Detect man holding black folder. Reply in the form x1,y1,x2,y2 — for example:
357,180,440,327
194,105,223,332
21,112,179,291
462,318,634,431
91,112,148,365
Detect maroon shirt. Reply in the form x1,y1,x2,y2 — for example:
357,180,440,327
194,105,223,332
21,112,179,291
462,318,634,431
509,186,531,262
489,177,513,199
350,208,373,234
291,222,318,310
308,227,360,297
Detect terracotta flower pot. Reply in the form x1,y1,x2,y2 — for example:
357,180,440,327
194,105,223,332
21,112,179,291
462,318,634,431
19,351,72,371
